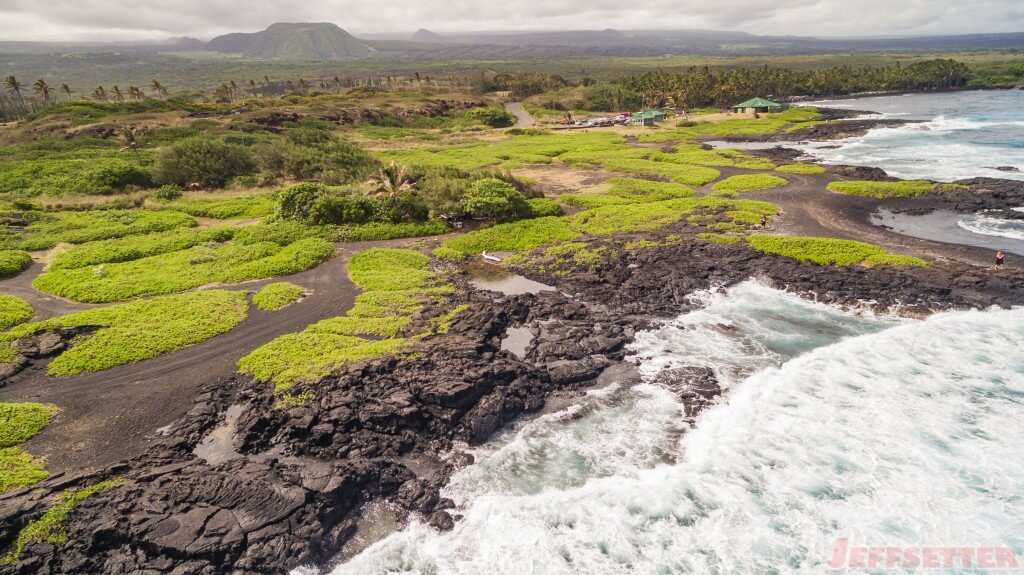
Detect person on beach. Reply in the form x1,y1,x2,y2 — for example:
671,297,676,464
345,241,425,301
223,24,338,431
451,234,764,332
760,214,768,229
995,251,1005,270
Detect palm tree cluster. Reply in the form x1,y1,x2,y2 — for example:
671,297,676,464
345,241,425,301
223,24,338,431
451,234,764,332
617,59,972,109
0,75,177,120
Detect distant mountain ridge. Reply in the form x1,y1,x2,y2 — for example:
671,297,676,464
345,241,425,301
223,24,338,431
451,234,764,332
410,28,448,43
207,23,375,60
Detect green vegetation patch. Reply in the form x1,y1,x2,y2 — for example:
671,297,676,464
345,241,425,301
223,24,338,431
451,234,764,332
49,227,235,270
443,196,778,257
0,448,49,494
712,174,789,193
441,217,582,257
599,159,720,186
0,209,196,251
239,248,457,392
34,238,334,303
747,235,928,267
827,180,968,198
2,290,248,375
152,193,277,220
253,282,306,311
560,178,694,209
330,220,449,243
1,478,124,564
0,294,33,330
0,402,57,448
776,163,826,174
650,145,775,170
0,153,151,198
697,233,743,245
0,402,57,494
0,250,32,278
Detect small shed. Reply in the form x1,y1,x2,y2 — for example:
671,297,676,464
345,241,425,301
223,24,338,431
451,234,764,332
731,98,785,114
630,110,667,126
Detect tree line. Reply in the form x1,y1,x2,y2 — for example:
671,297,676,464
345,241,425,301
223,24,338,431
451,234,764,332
615,59,972,109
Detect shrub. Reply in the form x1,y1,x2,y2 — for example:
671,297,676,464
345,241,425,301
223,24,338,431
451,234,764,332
697,233,742,245
460,178,532,223
467,107,515,128
712,174,788,193
0,294,33,330
826,180,967,198
154,185,184,201
747,235,927,267
0,251,32,278
232,221,321,246
257,132,378,183
0,155,152,197
153,138,257,188
253,282,305,311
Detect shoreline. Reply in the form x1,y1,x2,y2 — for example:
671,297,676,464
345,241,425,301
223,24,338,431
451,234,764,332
4,93,1024,574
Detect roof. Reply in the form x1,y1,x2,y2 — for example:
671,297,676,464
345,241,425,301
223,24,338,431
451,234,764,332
631,110,667,119
732,97,782,109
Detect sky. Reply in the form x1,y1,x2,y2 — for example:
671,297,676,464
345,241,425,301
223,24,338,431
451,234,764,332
0,0,1022,42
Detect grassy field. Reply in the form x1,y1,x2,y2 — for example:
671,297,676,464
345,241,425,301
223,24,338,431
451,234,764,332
1,290,249,375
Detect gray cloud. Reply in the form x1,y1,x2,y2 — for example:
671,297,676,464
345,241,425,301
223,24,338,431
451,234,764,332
0,0,1021,41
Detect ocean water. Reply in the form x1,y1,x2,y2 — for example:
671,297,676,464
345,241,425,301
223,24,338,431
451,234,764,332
798,90,1024,182
314,282,1024,575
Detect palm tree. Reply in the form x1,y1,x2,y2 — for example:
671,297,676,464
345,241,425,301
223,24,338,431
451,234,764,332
118,126,141,162
364,161,415,213
4,75,27,113
150,79,168,98
229,80,238,99
60,84,72,100
92,86,108,102
127,86,143,100
298,78,309,95
33,79,54,105
110,86,124,102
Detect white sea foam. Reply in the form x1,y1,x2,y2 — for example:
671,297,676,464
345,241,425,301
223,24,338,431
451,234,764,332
958,213,1024,241
311,283,1024,575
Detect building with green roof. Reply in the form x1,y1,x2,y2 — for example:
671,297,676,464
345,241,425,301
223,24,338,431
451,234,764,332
731,98,785,114
629,110,668,126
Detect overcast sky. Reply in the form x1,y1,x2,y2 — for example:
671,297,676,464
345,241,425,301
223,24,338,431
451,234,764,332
0,0,1022,42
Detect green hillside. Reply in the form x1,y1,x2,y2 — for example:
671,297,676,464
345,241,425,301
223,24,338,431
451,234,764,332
207,22,375,60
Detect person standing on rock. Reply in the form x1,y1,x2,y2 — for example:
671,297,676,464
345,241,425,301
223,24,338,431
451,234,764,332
995,251,1005,270
760,214,768,229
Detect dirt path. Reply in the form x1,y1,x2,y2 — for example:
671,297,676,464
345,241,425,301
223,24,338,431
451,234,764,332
0,239,415,474
505,102,535,128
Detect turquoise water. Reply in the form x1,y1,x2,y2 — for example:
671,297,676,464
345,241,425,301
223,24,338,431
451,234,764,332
800,90,1024,182
309,282,1024,575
